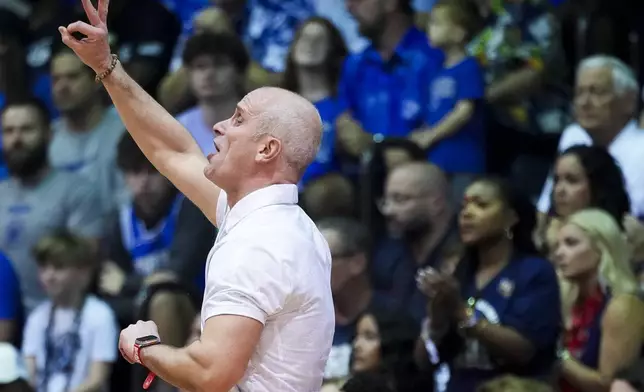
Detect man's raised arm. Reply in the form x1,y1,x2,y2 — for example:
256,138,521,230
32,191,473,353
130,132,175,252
58,0,221,226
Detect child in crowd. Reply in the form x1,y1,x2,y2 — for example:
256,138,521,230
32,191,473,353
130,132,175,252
22,232,117,392
410,0,486,199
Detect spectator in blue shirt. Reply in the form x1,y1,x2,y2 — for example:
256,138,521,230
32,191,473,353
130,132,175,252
410,0,486,199
0,251,21,344
283,17,348,186
336,0,444,157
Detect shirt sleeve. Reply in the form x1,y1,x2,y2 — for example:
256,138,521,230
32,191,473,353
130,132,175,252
66,177,105,238
0,253,20,320
201,240,293,325
502,260,562,350
22,307,46,357
90,303,119,363
456,58,485,101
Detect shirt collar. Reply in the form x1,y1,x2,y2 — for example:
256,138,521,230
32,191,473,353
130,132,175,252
363,26,426,65
221,184,299,234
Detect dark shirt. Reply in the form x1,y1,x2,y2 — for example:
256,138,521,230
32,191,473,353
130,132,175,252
371,223,457,322
444,253,562,392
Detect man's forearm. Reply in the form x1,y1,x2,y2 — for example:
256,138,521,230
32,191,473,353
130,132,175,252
100,62,201,164
139,344,204,391
486,68,542,103
140,342,233,392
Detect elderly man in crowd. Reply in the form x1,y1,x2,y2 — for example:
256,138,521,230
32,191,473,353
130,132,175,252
537,55,644,220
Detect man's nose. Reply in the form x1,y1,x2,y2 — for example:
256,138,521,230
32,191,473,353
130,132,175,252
212,121,226,136
5,134,23,149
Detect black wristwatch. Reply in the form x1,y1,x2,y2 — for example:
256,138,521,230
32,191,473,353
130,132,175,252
134,335,161,364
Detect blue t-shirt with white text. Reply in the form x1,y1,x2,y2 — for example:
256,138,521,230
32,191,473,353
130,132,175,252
425,56,485,174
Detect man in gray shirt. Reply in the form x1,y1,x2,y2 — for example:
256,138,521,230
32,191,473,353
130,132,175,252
49,45,127,216
0,98,104,313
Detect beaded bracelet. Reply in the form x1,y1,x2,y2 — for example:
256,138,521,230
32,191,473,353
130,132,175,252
95,54,119,83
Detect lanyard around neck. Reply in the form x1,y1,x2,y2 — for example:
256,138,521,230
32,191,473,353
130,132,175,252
42,297,87,392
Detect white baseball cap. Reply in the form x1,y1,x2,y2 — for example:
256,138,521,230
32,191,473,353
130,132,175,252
0,343,28,384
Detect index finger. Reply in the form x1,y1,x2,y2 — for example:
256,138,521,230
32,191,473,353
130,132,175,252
98,0,110,24
80,0,101,25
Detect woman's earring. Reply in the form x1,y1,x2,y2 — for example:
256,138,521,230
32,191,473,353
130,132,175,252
505,228,514,240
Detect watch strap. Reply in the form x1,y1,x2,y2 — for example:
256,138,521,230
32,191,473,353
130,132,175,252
133,343,144,364
133,337,160,365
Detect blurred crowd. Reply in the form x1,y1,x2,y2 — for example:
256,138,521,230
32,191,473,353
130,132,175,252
2,0,644,391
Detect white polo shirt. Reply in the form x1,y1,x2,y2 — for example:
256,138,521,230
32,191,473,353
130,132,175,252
201,184,335,392
537,120,644,217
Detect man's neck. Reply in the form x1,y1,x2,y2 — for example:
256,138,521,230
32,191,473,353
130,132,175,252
443,46,467,67
334,276,373,325
590,118,631,147
16,165,51,188
296,69,331,103
408,210,452,266
63,101,105,133
225,175,297,208
375,14,413,60
199,98,239,129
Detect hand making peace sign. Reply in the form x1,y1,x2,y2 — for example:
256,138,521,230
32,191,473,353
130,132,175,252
58,0,113,74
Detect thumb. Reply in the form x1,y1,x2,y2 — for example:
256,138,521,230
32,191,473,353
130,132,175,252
65,21,105,38
59,27,83,52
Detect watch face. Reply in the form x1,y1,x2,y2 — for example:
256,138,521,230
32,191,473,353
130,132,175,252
135,335,160,346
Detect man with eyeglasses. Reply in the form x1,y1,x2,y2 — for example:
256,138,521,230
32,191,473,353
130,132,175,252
371,162,458,322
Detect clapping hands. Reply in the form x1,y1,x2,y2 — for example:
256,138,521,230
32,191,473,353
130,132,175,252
416,267,463,322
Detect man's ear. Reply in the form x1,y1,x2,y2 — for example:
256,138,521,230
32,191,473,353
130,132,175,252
256,137,282,163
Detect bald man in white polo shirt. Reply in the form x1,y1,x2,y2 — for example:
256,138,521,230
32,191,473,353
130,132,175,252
58,1,334,391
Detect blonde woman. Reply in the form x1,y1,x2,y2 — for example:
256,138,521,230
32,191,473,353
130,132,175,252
554,209,644,392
